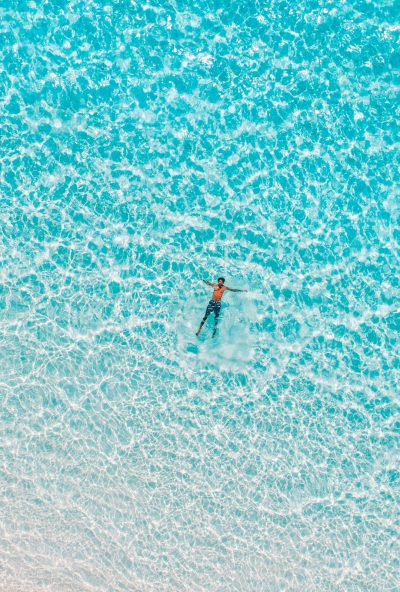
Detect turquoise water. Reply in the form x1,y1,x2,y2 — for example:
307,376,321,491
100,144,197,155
1,1,399,590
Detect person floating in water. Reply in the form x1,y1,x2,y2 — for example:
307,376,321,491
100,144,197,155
196,277,247,338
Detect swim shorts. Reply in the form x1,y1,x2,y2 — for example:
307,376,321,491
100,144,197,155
204,299,221,319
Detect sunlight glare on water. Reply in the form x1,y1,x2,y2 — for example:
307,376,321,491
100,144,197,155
0,1,399,591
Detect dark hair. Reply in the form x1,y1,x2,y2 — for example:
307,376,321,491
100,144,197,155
218,277,225,283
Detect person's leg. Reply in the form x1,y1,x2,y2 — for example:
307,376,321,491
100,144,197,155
196,301,213,336
212,303,221,338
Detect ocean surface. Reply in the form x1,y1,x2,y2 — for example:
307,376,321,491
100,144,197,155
1,1,399,591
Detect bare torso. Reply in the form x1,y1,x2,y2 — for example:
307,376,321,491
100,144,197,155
211,285,227,301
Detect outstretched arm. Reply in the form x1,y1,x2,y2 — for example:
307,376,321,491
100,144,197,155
225,286,247,293
202,279,215,287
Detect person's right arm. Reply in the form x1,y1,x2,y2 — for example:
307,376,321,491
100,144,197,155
202,280,215,286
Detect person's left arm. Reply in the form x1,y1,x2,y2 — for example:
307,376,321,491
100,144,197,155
225,286,247,293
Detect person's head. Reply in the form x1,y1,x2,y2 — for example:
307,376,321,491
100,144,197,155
217,277,225,286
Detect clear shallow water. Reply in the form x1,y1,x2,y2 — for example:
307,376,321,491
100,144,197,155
0,0,399,590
